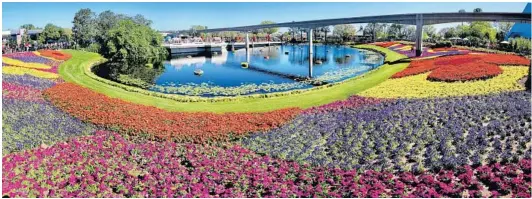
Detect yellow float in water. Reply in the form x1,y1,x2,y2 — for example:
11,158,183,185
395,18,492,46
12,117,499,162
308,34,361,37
241,62,249,68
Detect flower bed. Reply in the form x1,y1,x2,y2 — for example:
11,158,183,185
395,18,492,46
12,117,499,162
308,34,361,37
1,74,58,90
360,66,527,98
2,82,45,102
303,96,384,114
243,91,531,172
428,62,503,82
482,53,531,66
432,47,467,52
2,66,59,79
37,50,72,61
393,54,530,80
385,43,470,58
2,99,96,155
3,51,57,65
3,131,530,198
43,83,302,142
2,57,51,69
392,59,438,78
373,42,398,48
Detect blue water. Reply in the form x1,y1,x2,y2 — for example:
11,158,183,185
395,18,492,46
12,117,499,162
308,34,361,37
156,45,383,88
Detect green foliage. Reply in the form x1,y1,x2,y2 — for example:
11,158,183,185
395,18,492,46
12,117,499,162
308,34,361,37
117,74,152,89
190,25,208,37
61,28,73,42
509,37,531,55
83,43,101,53
259,21,279,35
333,24,357,42
434,41,452,48
72,8,97,48
20,24,36,30
454,22,497,47
102,19,167,75
38,24,62,43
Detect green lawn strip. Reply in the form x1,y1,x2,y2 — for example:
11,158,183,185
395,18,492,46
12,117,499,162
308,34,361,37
59,46,408,113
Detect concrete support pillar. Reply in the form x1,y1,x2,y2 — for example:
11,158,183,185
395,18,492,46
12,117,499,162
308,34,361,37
308,28,314,78
415,14,424,57
245,32,250,62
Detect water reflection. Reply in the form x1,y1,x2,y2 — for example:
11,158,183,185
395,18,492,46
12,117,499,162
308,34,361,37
155,44,383,89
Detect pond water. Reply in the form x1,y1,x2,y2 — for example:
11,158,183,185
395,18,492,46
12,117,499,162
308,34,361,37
147,45,384,97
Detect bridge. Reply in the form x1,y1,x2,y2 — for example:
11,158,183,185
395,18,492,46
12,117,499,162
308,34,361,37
200,12,531,78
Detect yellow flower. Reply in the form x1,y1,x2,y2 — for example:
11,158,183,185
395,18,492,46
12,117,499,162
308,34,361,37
2,57,51,69
2,66,59,79
359,66,528,98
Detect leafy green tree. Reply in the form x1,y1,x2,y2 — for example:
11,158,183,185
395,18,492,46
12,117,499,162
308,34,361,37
473,8,483,13
363,23,387,42
333,24,357,42
259,21,278,41
20,24,36,30
60,28,73,42
190,25,207,37
132,14,152,26
72,8,97,47
102,19,168,76
440,27,457,39
387,24,405,39
423,25,436,40
38,23,62,43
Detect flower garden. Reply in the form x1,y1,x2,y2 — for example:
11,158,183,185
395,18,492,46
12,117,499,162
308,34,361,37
2,45,531,197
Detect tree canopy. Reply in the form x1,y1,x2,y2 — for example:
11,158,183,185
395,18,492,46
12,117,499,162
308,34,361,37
20,24,37,30
39,23,62,43
333,24,357,42
259,21,279,35
72,8,97,47
102,19,167,75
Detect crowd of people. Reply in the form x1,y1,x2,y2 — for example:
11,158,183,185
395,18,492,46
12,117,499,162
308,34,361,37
2,41,73,54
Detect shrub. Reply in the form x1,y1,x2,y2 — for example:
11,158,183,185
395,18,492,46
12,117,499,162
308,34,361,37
434,41,452,48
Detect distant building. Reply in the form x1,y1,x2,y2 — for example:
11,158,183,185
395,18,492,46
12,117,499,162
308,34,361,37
2,28,43,45
505,3,531,40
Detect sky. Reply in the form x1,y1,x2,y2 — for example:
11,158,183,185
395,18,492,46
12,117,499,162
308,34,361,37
2,2,529,32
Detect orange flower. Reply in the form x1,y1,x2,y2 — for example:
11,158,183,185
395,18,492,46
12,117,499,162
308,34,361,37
44,83,302,142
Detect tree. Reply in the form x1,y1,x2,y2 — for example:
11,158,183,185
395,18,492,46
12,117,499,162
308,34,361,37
364,23,386,42
387,24,405,39
495,22,515,41
60,28,73,42
38,23,62,43
440,27,457,39
190,25,207,37
102,19,168,76
72,8,97,48
132,14,152,26
459,9,466,26
333,24,357,42
423,25,436,41
473,8,483,13
404,26,416,41
20,24,36,30
259,21,278,41
320,26,330,43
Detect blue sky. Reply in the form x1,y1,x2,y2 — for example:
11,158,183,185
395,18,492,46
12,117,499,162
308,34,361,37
2,2,528,32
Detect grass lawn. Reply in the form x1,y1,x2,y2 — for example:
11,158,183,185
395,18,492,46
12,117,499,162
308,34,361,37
59,46,408,113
